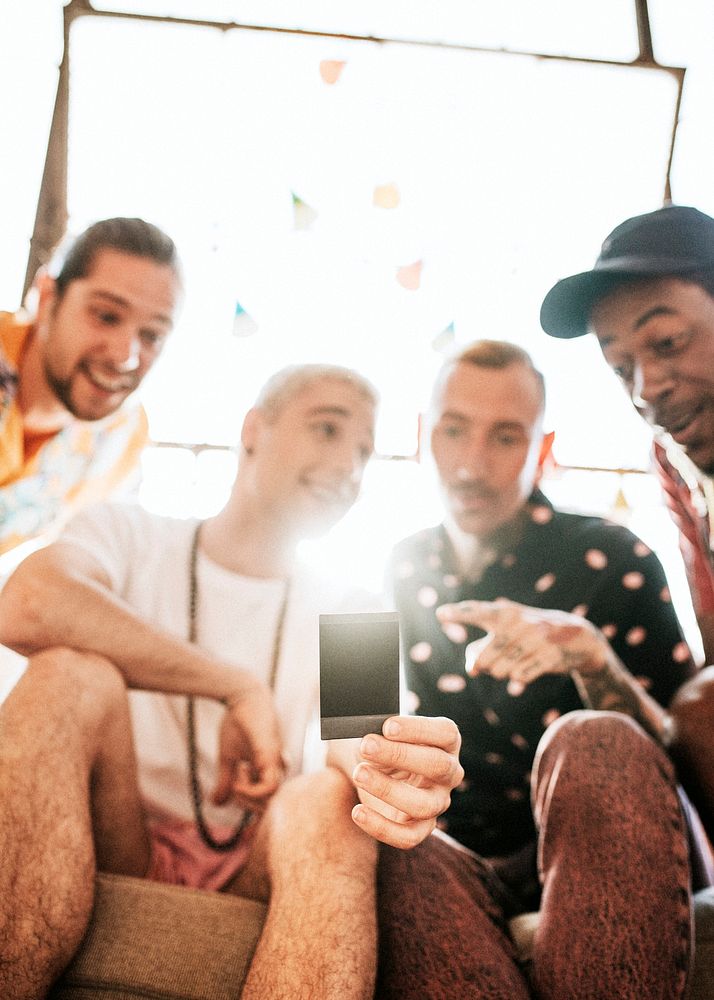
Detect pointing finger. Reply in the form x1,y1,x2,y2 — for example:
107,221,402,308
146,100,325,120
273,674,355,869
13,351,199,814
436,599,506,630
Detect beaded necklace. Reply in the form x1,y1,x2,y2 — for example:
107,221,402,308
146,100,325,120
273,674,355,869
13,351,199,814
186,521,289,851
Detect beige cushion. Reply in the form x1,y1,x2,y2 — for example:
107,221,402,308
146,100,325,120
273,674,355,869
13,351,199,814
50,873,267,1000
50,876,714,999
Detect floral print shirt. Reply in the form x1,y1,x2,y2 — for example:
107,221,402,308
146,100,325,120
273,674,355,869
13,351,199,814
0,311,148,555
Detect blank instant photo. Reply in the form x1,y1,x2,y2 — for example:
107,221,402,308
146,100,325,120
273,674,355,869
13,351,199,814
319,611,400,740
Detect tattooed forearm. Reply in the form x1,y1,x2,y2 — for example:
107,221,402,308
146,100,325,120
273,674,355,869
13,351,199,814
571,654,669,744
573,662,643,716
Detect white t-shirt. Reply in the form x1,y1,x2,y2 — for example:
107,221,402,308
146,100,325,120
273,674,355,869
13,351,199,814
60,502,381,828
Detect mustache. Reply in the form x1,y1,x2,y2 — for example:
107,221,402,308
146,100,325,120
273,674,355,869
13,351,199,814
650,403,699,433
449,479,499,501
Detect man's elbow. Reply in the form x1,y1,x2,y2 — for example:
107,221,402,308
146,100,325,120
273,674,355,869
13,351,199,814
0,556,55,653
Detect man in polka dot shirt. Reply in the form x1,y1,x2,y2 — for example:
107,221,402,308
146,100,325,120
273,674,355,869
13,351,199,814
385,338,698,996
541,203,714,846
391,339,694,868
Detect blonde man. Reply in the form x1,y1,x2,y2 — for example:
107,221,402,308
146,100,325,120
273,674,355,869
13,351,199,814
0,362,462,1000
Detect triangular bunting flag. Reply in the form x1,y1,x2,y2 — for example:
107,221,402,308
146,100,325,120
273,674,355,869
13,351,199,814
432,321,455,352
373,182,400,209
319,60,346,85
232,300,258,338
612,483,630,513
396,260,422,291
292,191,318,231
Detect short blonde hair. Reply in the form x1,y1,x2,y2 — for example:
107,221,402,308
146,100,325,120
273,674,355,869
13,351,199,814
254,364,379,421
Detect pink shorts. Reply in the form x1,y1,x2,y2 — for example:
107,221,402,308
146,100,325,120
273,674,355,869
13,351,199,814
146,818,255,892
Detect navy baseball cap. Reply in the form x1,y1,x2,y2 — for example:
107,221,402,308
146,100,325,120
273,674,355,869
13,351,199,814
540,205,714,339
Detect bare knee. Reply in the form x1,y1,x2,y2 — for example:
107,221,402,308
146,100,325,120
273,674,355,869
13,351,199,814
285,767,358,815
257,768,376,890
16,648,129,739
25,647,125,700
267,768,360,845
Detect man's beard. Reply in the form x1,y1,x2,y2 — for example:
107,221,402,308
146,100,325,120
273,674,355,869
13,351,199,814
44,364,82,418
44,362,130,421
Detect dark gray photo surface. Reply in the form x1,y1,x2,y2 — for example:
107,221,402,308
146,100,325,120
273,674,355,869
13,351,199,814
319,611,400,740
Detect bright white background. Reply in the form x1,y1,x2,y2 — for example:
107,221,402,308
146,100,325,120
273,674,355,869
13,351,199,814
2,1,714,655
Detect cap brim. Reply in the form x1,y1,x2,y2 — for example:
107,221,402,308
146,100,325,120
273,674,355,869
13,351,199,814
540,270,630,340
540,254,709,339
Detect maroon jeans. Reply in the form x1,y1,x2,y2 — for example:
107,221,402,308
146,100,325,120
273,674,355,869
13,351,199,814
376,711,692,1000
670,666,714,844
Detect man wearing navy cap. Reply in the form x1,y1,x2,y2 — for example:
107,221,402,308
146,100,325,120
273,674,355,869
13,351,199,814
541,204,714,839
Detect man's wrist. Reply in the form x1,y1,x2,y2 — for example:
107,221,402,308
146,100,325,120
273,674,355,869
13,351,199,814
219,672,262,709
562,627,609,677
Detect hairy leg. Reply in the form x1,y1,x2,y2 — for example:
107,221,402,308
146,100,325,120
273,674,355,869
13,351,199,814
235,768,378,1000
531,710,692,1000
0,648,149,1000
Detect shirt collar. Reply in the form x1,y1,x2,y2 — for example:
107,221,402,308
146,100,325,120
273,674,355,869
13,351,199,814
443,489,552,581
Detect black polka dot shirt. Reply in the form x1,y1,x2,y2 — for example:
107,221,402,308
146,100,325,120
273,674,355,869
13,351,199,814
389,490,696,859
